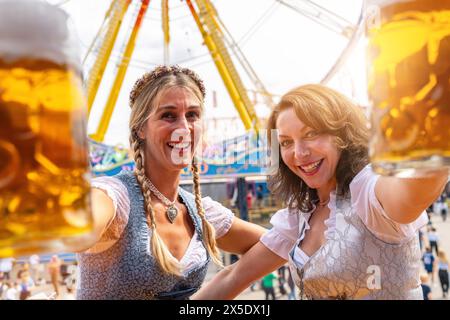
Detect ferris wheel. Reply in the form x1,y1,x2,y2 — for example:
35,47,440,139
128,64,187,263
50,0,365,144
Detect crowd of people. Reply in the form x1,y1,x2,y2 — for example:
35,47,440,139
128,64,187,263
420,196,450,300
3,192,448,301
254,265,297,300
0,255,77,300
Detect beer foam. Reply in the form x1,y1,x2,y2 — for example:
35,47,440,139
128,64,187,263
0,0,81,70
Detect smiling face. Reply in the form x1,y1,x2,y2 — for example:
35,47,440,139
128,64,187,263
139,86,203,172
276,107,340,191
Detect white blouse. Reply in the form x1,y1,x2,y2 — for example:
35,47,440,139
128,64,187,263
261,165,428,266
90,176,235,274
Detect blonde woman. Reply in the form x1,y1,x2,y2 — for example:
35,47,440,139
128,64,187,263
193,84,448,300
77,66,265,299
437,251,449,298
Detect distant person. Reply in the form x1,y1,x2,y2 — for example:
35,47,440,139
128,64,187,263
422,247,435,283
446,197,450,219
60,262,72,284
428,227,439,255
256,185,264,208
21,262,30,272
437,251,449,299
230,186,238,208
440,200,448,222
420,274,432,300
433,200,441,216
63,263,78,290
48,255,62,297
426,211,433,226
287,268,297,300
246,188,254,210
29,254,44,286
261,272,277,300
3,281,18,300
17,269,34,300
277,265,287,296
426,204,434,226
0,275,6,298
0,258,14,280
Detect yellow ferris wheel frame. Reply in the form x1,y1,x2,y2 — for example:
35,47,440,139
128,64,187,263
86,0,268,143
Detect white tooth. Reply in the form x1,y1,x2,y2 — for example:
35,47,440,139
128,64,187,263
169,142,190,149
301,160,321,172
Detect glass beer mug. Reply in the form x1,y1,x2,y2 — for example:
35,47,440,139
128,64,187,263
366,0,450,176
0,0,94,257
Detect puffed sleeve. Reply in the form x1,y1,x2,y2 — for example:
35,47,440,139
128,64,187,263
87,176,130,253
201,197,235,239
350,165,428,244
260,208,300,260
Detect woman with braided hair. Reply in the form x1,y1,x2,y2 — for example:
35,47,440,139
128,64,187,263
76,65,265,300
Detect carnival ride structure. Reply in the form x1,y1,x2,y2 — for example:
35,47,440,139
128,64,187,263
83,0,363,178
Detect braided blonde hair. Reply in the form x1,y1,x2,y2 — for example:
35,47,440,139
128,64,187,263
129,65,222,275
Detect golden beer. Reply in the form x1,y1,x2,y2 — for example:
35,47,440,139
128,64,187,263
0,0,94,257
367,0,450,176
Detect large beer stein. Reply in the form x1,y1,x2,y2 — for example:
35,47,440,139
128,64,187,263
0,0,94,257
366,0,450,177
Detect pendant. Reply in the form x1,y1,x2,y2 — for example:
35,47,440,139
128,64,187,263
166,205,178,224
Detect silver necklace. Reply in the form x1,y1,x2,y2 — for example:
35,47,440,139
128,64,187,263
144,176,178,223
